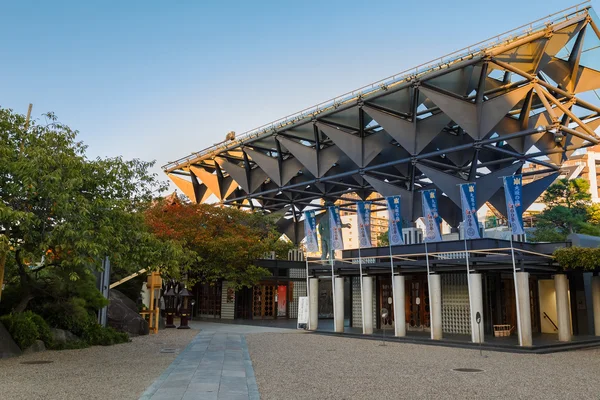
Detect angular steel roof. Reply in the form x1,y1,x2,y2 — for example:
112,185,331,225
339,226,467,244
164,3,600,240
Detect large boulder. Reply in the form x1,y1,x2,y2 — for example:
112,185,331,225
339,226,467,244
50,328,80,345
108,289,149,336
23,340,46,354
0,321,21,359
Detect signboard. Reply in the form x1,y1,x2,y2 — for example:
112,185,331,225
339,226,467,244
303,210,319,253
503,175,525,235
328,205,344,250
459,183,481,240
421,190,442,242
385,195,404,246
297,296,309,329
357,201,372,247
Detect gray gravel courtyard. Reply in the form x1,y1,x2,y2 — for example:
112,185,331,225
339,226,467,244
0,327,199,400
246,332,600,400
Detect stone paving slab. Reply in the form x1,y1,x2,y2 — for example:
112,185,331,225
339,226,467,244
140,330,260,400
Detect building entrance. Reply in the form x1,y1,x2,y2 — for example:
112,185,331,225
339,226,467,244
406,276,430,330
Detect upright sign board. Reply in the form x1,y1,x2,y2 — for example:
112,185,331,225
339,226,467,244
297,296,309,329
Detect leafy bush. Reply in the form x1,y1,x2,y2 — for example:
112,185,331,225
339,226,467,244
22,311,53,346
82,324,129,346
0,313,39,350
40,297,96,337
554,246,600,271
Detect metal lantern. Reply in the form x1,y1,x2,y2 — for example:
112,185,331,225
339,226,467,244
177,286,193,329
163,287,176,329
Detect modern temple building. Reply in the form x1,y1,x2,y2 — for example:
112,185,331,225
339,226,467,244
164,4,600,347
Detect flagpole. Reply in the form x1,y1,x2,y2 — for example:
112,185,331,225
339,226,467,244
330,246,337,332
458,183,476,343
424,239,433,341
388,240,397,336
501,176,523,347
358,242,366,334
305,251,311,331
463,226,475,342
509,221,523,347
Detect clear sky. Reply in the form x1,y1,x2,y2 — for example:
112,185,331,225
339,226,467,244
0,0,593,184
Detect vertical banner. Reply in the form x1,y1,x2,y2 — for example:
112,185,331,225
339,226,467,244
421,190,442,243
503,175,525,235
385,195,404,246
459,183,481,240
303,210,319,253
328,206,344,250
357,201,372,248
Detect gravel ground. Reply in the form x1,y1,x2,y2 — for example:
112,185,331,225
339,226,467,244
0,328,199,400
247,332,600,400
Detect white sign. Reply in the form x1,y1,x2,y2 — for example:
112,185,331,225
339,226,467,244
297,296,309,329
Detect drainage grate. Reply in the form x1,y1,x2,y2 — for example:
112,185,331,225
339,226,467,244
21,360,54,365
160,348,177,353
452,368,484,373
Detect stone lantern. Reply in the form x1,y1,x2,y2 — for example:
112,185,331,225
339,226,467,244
177,286,193,329
163,287,177,328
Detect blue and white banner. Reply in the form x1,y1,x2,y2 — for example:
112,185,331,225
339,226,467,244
421,190,443,243
328,205,344,250
459,183,481,240
303,210,319,253
385,196,404,246
357,201,372,248
503,175,525,235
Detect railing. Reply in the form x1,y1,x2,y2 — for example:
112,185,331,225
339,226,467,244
543,312,559,331
162,1,592,172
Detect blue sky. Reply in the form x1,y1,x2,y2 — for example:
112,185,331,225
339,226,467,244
0,0,592,183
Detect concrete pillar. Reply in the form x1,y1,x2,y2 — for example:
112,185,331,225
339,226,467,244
592,276,600,336
393,275,406,337
469,273,484,343
516,272,533,346
334,277,344,333
362,276,374,334
554,274,572,342
429,274,442,340
309,278,319,331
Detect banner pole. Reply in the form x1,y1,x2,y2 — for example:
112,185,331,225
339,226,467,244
389,241,397,337
305,252,311,331
458,183,476,343
358,242,366,334
501,176,523,347
330,247,337,332
509,229,523,347
463,230,475,341
424,239,433,340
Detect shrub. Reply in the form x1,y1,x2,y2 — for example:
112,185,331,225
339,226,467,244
0,313,39,350
82,323,129,346
22,311,53,346
40,297,96,337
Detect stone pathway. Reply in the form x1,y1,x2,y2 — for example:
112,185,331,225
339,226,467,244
139,322,293,400
139,331,259,400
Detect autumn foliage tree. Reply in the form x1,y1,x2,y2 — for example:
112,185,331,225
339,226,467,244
145,200,293,288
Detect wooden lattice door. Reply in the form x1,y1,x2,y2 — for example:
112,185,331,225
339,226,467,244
252,284,276,319
379,278,394,329
406,276,430,329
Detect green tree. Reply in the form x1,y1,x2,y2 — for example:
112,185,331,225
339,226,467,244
0,107,187,313
145,200,292,288
377,229,389,247
530,178,600,242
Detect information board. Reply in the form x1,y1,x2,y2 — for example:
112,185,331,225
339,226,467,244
297,296,309,329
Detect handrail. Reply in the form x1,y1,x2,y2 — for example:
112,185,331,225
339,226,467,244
162,1,592,172
543,312,559,331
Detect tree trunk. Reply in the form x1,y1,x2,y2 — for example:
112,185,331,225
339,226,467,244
0,250,6,303
13,249,34,312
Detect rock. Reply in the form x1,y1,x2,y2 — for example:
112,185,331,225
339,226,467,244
50,328,80,345
108,289,149,336
0,321,21,359
23,340,46,354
